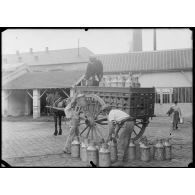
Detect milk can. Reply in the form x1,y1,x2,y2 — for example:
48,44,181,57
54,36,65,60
80,138,88,162
163,138,172,160
117,75,123,87
140,142,150,162
71,137,80,158
125,73,133,88
99,143,111,167
127,139,136,161
154,139,165,161
109,139,118,163
106,76,112,87
87,141,98,166
99,77,105,87
111,76,118,87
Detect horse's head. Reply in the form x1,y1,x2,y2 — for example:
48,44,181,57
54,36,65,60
46,93,54,106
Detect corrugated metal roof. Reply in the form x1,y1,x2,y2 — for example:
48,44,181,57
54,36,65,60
3,47,94,66
3,70,84,89
95,48,192,73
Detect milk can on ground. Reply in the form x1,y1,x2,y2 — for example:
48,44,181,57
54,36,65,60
140,141,150,162
71,137,80,158
87,141,98,166
163,138,172,160
99,143,111,167
80,138,89,162
154,139,165,161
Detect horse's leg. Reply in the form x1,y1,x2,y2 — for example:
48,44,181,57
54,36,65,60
58,114,62,135
54,114,58,136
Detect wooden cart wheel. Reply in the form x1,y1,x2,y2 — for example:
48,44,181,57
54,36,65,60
131,118,149,142
73,94,108,144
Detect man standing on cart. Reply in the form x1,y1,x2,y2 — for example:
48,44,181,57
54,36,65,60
103,105,134,167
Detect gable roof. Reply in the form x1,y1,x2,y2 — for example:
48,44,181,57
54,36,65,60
3,70,85,90
96,48,192,73
3,47,94,66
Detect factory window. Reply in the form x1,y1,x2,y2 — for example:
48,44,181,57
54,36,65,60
172,87,192,103
162,93,170,104
155,93,161,104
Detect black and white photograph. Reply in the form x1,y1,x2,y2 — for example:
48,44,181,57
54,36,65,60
1,28,193,167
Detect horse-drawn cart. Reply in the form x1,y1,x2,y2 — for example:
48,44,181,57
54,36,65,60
73,86,155,142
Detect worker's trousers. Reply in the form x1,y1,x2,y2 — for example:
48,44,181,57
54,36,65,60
117,121,134,161
64,116,80,152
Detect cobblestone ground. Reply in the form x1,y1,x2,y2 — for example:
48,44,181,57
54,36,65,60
2,116,192,167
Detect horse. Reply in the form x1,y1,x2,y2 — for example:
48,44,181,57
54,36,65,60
46,92,67,136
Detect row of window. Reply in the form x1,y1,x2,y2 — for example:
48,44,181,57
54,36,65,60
155,87,192,104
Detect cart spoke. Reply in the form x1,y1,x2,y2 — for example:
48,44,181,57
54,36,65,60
80,125,89,136
135,124,142,129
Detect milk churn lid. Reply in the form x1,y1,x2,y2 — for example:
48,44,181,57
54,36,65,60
164,138,171,146
72,139,80,145
155,139,163,148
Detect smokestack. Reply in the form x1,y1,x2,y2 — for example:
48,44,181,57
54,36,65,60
153,29,156,51
132,29,142,51
45,47,49,52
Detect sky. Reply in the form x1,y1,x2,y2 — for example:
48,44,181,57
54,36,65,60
2,29,192,55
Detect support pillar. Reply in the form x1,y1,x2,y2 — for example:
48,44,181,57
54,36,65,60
33,89,40,119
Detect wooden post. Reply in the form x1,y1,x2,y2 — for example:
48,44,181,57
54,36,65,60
33,89,40,118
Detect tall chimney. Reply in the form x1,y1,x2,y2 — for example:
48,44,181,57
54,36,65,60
153,29,156,51
132,29,142,51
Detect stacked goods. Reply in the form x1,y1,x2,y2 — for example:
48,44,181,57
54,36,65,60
99,143,111,167
71,137,80,158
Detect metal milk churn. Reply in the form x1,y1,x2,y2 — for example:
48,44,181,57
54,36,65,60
87,141,99,166
140,141,150,162
154,139,165,161
163,138,172,160
117,74,123,87
127,139,136,161
80,138,88,162
99,143,111,167
109,139,118,163
125,73,132,87
71,137,80,158
99,77,105,87
106,76,112,87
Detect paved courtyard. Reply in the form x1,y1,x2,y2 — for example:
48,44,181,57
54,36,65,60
1,116,192,167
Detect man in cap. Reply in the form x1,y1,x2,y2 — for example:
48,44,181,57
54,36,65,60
102,104,134,166
63,92,87,154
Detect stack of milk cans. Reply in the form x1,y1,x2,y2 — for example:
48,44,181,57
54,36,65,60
127,137,172,162
71,138,114,167
70,136,172,167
